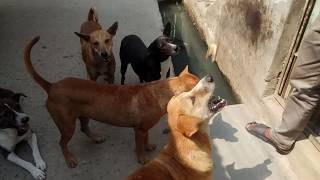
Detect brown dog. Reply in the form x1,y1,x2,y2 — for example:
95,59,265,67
127,75,226,180
75,7,118,83
24,36,199,168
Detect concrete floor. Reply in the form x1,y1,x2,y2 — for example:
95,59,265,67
0,0,167,179
213,102,320,180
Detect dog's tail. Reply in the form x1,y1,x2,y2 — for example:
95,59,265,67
88,7,99,22
24,36,51,93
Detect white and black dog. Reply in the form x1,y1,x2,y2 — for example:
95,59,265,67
120,22,179,84
0,87,46,180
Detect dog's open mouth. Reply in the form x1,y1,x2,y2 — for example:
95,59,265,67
17,124,29,136
208,96,226,112
102,57,110,63
171,47,180,56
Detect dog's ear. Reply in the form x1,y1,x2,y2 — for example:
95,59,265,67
74,32,90,42
163,22,171,37
88,7,99,22
107,22,118,36
12,93,27,102
179,66,189,76
177,114,201,137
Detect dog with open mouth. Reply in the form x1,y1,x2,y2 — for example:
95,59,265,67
0,88,46,180
75,7,118,83
127,75,226,180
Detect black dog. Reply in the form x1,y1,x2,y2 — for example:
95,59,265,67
0,88,46,180
120,22,179,84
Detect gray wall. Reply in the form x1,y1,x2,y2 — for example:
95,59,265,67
184,0,307,107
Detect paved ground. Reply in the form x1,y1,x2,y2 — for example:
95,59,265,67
213,103,320,180
0,0,167,179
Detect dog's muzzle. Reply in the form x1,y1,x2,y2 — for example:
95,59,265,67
208,96,226,112
168,43,179,55
100,52,111,62
17,122,30,136
171,45,180,55
174,45,180,53
17,116,30,136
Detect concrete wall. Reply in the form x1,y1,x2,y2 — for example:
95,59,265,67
183,0,307,108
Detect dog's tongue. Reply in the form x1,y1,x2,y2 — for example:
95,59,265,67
208,97,226,112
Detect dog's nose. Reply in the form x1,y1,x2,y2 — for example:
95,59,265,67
101,52,109,59
206,75,214,82
175,46,180,52
21,117,29,123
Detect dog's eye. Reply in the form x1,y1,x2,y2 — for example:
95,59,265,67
93,42,99,46
105,39,110,44
190,96,196,105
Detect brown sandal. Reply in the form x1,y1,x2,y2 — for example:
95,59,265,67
246,122,295,155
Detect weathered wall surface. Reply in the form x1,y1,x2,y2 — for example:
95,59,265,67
183,0,306,107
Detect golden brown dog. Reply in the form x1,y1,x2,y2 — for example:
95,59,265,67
127,75,226,180
75,7,118,83
24,36,199,168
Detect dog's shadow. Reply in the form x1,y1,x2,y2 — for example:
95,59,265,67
209,113,238,142
225,159,272,180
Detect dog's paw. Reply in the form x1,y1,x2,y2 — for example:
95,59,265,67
35,158,46,171
66,156,78,168
145,144,156,151
31,167,46,180
93,136,106,144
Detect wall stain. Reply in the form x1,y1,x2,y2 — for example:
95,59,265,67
224,0,274,46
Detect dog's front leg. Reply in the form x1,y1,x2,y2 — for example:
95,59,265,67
7,152,46,180
144,131,156,151
27,133,46,171
134,128,148,164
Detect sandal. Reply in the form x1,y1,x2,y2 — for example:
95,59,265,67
246,122,295,155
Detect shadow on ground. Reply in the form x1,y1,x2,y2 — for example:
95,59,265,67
210,111,272,180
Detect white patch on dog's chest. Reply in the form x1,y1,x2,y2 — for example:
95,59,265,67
0,129,30,151
160,57,173,79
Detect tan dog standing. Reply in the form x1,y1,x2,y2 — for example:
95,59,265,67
127,75,226,180
24,36,199,168
75,7,118,83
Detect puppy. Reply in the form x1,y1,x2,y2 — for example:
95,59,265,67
0,88,46,180
75,7,118,83
120,22,179,84
24,36,199,168
127,75,226,180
